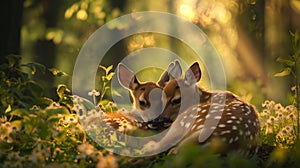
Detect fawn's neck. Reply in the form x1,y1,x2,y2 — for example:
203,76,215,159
198,87,212,103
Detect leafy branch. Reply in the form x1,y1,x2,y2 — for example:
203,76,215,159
98,65,114,103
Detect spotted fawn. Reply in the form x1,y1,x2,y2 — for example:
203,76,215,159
144,61,260,156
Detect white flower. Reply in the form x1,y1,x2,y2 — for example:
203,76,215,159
88,89,100,96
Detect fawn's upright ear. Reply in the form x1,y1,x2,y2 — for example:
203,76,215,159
118,63,140,90
184,62,201,86
157,60,182,87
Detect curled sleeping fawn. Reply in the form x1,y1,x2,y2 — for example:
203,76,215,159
144,61,260,156
101,61,181,134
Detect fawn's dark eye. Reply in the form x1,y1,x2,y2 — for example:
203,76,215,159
171,97,181,105
140,87,145,91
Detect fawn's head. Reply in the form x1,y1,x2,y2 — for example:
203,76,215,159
159,62,202,121
117,61,181,122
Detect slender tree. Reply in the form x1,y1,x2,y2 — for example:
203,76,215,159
0,0,23,63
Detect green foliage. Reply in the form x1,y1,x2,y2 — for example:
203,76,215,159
0,56,291,167
0,55,70,115
0,55,47,113
153,145,222,168
261,142,300,168
274,31,300,140
0,59,118,167
274,31,299,78
150,144,263,168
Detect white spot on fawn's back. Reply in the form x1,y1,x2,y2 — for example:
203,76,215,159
232,125,238,130
226,120,233,123
218,124,226,128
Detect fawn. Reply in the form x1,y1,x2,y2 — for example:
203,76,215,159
101,61,181,133
144,61,260,156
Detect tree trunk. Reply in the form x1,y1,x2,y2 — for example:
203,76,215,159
0,0,23,63
32,0,62,99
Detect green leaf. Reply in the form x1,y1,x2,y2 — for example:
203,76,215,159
276,57,295,67
5,104,11,113
99,65,106,71
99,65,114,75
0,142,13,152
106,65,113,74
54,131,67,143
37,122,50,139
24,123,34,135
112,90,121,97
46,106,69,116
56,84,70,98
6,55,21,68
79,97,97,111
292,31,299,47
11,120,22,130
274,68,291,77
22,62,46,75
106,72,115,81
48,68,68,77
36,97,54,106
27,81,44,97
47,115,62,123
99,99,110,107
23,114,38,135
10,109,29,117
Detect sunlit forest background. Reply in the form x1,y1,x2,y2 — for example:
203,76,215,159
1,0,300,167
17,0,299,107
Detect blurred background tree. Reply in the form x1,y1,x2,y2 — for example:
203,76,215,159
0,0,23,63
13,0,300,108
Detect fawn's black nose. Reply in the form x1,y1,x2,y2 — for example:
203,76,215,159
139,100,147,108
